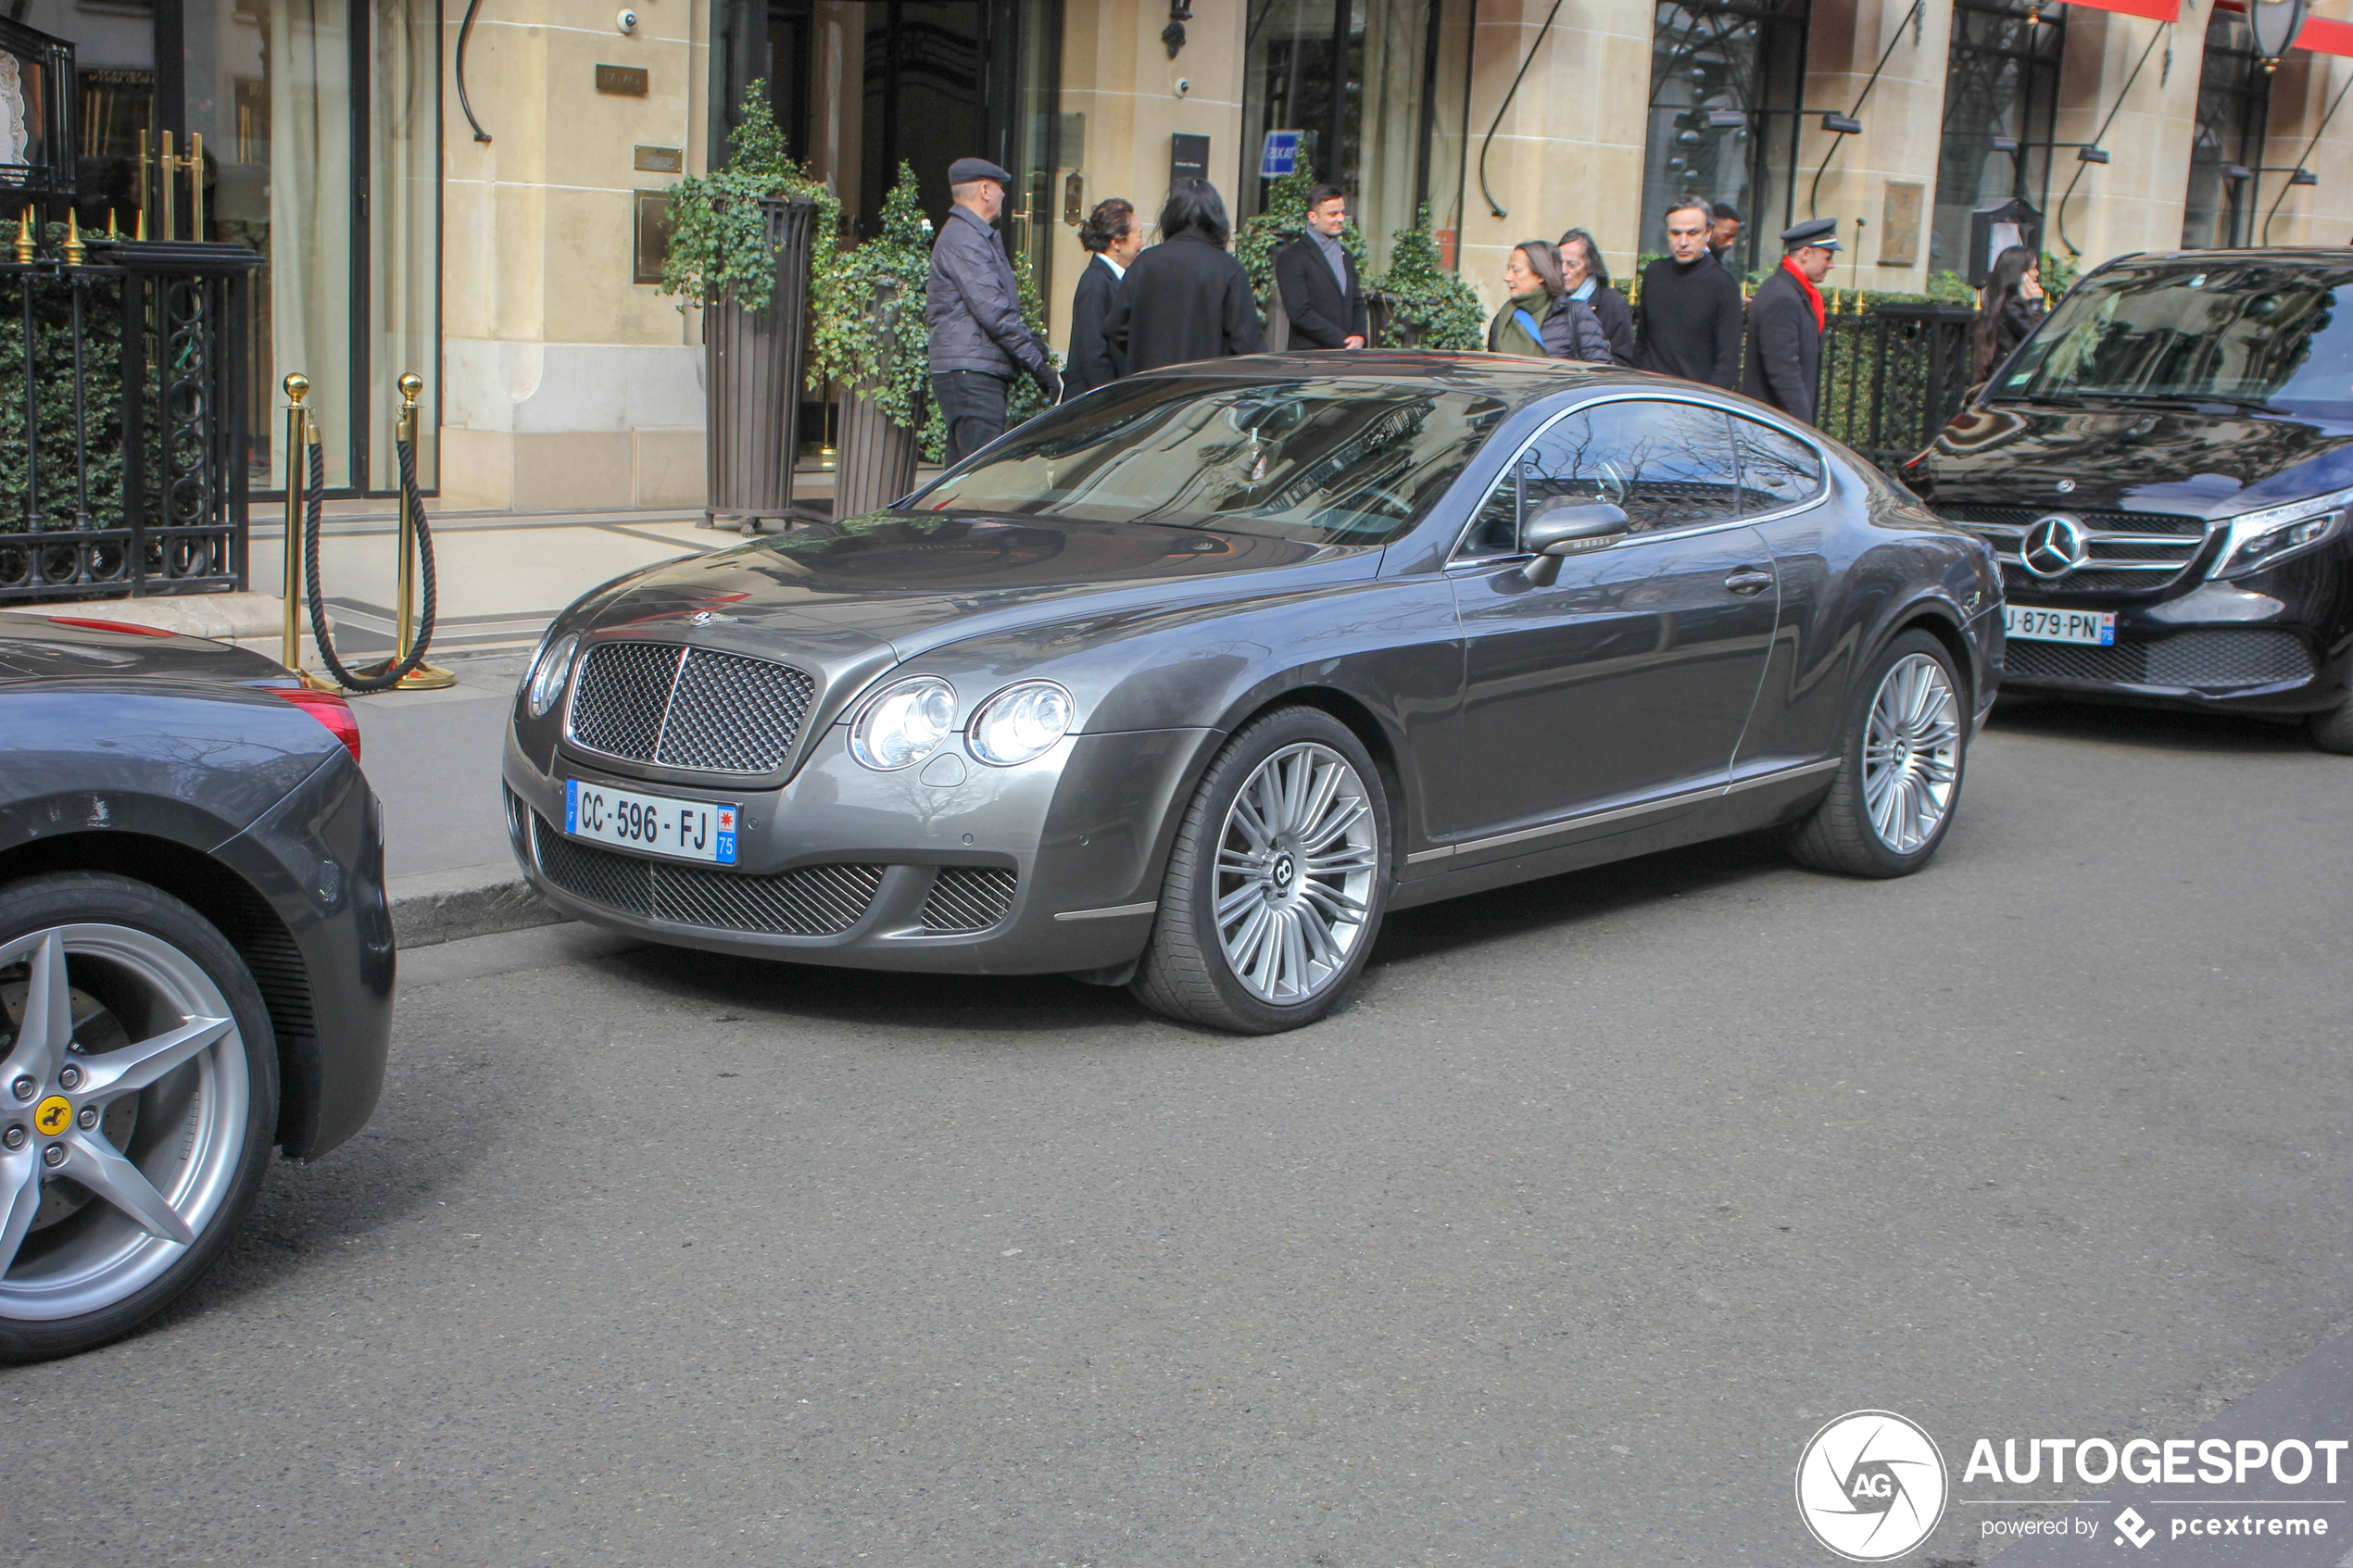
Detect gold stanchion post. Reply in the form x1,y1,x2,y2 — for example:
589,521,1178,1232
280,372,328,687
383,371,453,689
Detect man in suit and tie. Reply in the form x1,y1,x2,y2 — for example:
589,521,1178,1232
1272,184,1368,350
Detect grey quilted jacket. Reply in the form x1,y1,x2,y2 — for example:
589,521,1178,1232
925,205,1049,379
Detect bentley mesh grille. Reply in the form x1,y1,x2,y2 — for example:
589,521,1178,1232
532,815,881,935
1938,505,2211,596
566,641,817,774
2005,630,2315,688
920,867,1019,934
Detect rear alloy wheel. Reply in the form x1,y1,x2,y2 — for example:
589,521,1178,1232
1789,631,1969,877
1130,708,1391,1034
0,873,278,1362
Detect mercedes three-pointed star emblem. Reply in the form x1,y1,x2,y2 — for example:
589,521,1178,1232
2021,513,2089,579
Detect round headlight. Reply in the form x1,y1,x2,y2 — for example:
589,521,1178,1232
850,676,959,770
525,632,579,718
966,681,1074,767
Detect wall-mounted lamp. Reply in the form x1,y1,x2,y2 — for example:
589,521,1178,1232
2249,0,2311,70
1705,108,1748,130
1991,135,2019,155
2292,167,2320,186
1820,113,1862,134
2078,145,2111,164
1164,0,1190,58
2222,163,2254,182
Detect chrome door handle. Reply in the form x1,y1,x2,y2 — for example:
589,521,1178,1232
1723,568,1774,596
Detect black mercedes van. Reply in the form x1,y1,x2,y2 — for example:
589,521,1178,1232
1906,248,2353,752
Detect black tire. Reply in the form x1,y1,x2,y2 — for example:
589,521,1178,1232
1788,630,1970,879
1129,707,1393,1034
2309,690,2353,754
0,872,279,1362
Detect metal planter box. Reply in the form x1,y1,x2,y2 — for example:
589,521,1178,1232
704,195,816,533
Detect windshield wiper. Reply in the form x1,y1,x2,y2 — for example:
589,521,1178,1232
2063,389,2280,416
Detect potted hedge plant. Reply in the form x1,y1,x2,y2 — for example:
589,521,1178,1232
1366,207,1484,350
660,84,841,533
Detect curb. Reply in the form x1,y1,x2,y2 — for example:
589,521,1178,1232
390,864,562,949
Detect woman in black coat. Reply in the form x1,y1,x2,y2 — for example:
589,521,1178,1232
1973,244,2047,384
1557,227,1637,367
1104,179,1267,374
1063,197,1140,400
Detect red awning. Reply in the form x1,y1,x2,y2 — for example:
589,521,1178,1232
2296,13,2353,55
2061,0,2184,21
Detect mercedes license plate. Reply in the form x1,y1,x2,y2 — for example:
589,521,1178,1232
565,779,738,865
2005,605,2116,646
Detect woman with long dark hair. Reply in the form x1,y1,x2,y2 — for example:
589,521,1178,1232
1974,245,2047,383
1557,228,1636,365
1064,197,1140,399
1103,179,1266,374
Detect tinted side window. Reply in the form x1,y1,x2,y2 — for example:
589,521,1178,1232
1518,399,1741,533
1730,415,1825,513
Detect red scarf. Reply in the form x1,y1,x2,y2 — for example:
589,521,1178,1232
1782,255,1826,332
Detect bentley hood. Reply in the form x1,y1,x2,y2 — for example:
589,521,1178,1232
1915,400,2353,520
567,511,1379,664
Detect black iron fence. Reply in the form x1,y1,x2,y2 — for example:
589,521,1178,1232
1814,300,1978,474
0,239,260,605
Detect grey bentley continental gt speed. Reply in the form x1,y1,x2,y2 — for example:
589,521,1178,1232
504,356,2001,1033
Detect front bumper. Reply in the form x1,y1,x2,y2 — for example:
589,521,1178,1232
501,721,1212,974
1999,550,2353,714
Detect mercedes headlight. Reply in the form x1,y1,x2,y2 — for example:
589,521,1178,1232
967,681,1074,766
849,676,959,770
2212,487,2353,579
524,632,578,718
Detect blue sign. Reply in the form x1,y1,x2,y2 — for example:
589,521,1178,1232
1260,130,1301,179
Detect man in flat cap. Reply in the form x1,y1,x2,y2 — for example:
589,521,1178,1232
1741,217,1839,424
926,157,1060,467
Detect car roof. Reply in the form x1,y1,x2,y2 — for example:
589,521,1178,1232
2107,246,2353,266
1145,352,1680,411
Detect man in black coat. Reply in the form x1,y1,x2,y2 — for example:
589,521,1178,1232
926,157,1059,465
1741,217,1839,425
1272,184,1367,349
1635,196,1743,388
1104,178,1266,374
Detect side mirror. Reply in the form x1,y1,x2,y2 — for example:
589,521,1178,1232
1521,502,1629,585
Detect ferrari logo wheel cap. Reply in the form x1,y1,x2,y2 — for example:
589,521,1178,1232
32,1096,71,1138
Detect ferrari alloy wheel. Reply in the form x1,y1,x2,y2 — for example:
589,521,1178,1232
1789,631,1969,878
1131,708,1392,1034
0,873,277,1361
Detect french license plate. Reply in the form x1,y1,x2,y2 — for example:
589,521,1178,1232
2005,605,2117,646
565,779,738,865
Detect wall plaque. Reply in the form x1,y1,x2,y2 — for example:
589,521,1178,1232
1169,132,1209,189
633,191,673,285
597,64,649,96
1878,182,1923,268
634,144,682,173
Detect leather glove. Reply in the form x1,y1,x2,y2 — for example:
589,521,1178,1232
1032,363,1063,404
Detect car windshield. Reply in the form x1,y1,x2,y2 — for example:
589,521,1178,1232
1995,258,2353,419
908,376,1512,546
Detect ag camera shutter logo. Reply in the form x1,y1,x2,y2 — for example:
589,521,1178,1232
1795,1410,1950,1562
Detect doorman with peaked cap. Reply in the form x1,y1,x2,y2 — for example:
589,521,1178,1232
1741,217,1840,425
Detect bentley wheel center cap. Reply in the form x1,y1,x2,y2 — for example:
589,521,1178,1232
1272,853,1296,888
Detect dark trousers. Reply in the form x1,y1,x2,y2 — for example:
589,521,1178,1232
932,370,1010,467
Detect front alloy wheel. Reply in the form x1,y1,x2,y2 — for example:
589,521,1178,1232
0,873,278,1361
1132,708,1392,1033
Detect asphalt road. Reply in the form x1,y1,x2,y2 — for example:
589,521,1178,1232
6,699,2351,1566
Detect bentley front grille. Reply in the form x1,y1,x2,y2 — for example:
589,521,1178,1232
566,641,818,774
532,815,881,935
2005,630,2315,688
1937,506,2211,596
920,867,1020,934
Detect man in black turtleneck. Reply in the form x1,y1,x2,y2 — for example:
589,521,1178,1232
1635,195,1744,389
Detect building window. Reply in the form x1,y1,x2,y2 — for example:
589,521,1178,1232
1933,0,2061,282
1642,0,1811,278
1240,0,1475,272
2184,5,2268,248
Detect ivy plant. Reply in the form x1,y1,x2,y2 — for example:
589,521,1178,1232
659,82,842,322
810,162,935,426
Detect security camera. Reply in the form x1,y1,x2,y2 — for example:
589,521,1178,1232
1175,77,1190,97
616,8,638,32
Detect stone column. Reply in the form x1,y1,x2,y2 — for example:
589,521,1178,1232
2047,8,2201,268
1800,0,1956,296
